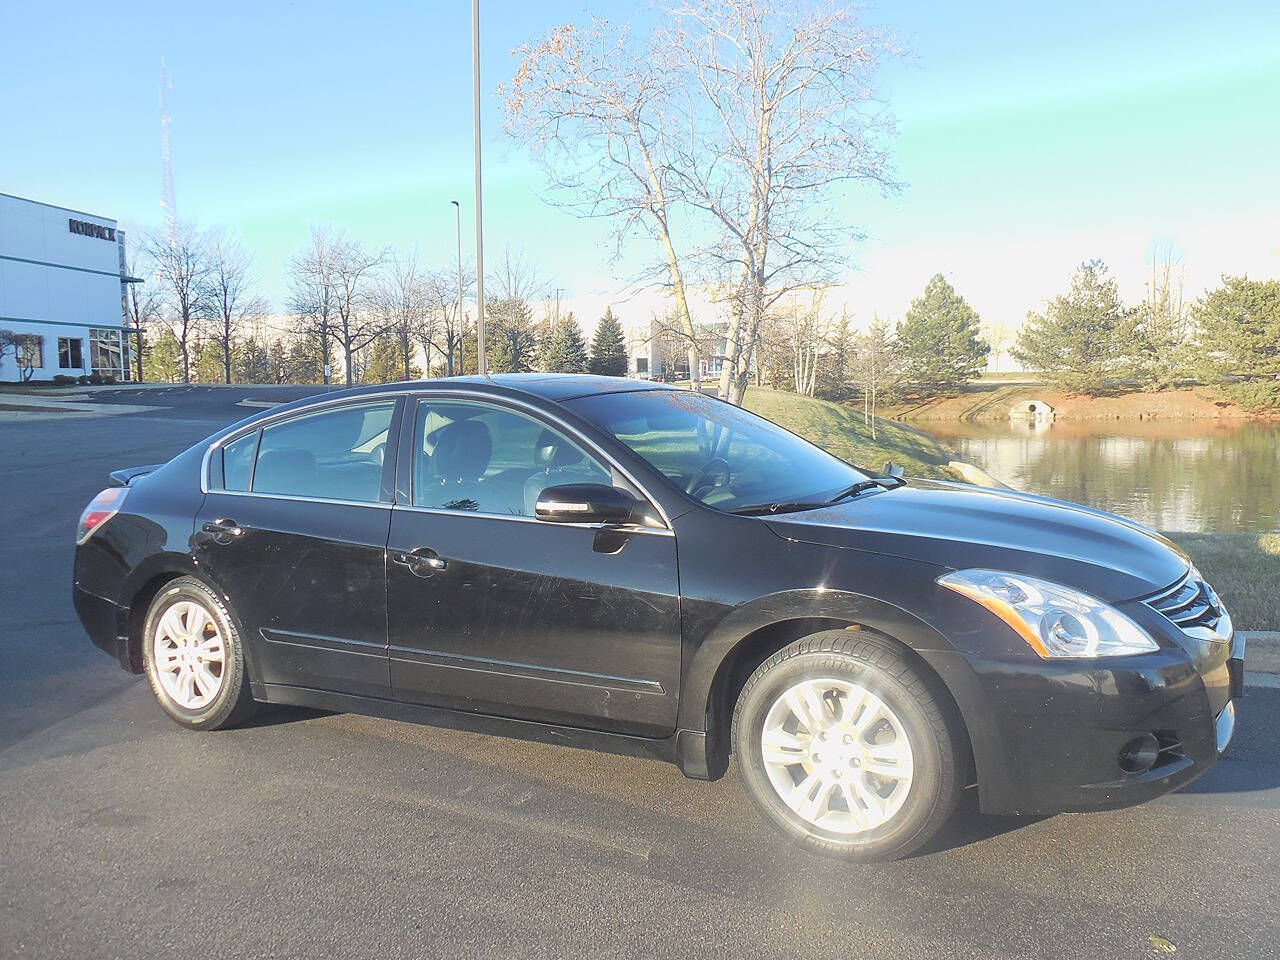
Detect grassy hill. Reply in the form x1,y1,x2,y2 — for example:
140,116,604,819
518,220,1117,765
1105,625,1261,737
742,386,957,479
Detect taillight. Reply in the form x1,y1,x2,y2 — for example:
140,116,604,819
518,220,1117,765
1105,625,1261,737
77,487,129,544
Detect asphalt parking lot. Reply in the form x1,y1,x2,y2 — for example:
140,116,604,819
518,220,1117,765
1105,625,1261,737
2,388,1278,960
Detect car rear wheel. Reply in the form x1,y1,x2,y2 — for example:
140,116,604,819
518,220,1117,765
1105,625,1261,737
732,630,965,861
142,577,255,730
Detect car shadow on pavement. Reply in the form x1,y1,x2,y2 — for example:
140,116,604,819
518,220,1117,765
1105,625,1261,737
906,790,1049,858
234,704,334,729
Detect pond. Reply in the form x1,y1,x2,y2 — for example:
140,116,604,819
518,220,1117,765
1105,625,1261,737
921,418,1280,534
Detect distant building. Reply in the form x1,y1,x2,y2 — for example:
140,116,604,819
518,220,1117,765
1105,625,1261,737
625,317,729,382
0,193,137,382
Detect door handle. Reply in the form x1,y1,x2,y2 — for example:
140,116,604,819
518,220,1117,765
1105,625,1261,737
392,547,448,576
202,519,245,540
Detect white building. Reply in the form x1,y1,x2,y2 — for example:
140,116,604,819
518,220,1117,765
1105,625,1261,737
0,193,135,382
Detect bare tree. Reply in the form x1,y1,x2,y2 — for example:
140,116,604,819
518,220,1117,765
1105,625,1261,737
1129,240,1193,390
981,320,1016,374
851,313,898,439
423,262,472,376
287,226,340,384
147,223,211,384
330,235,389,386
663,0,902,404
377,249,432,381
206,231,266,384
0,330,43,382
121,240,162,382
504,15,706,392
781,290,829,396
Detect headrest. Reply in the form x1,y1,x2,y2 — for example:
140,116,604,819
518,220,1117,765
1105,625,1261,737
254,448,317,494
431,420,491,482
534,428,584,470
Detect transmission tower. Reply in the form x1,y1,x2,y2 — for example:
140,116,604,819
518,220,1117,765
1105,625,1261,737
159,58,178,244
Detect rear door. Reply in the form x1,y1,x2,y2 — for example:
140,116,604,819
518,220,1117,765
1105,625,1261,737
195,396,403,698
385,394,681,737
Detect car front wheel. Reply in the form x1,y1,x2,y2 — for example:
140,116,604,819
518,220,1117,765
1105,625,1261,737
732,630,966,861
141,576,255,730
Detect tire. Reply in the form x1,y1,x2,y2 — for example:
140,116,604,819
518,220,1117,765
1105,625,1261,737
141,576,256,730
732,630,965,861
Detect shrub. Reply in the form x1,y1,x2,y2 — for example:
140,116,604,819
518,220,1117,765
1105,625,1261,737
77,375,90,385
52,374,76,385
87,373,104,385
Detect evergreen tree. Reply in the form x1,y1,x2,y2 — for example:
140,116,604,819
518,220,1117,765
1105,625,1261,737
235,337,275,384
588,307,628,376
282,336,328,384
536,312,589,373
1013,260,1130,394
363,334,422,383
142,327,183,382
486,297,537,373
267,338,290,384
894,274,988,396
192,339,226,384
1194,276,1280,411
816,308,855,401
852,314,900,437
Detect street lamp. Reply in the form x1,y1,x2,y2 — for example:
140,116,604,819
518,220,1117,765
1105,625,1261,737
450,200,464,376
472,0,487,376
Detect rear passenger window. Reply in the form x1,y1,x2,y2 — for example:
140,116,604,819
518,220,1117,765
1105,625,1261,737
250,401,395,503
222,431,259,492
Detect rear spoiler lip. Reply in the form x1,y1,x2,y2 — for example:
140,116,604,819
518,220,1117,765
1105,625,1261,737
108,464,164,487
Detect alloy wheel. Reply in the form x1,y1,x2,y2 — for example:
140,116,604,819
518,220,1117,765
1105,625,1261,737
152,600,225,710
759,677,915,833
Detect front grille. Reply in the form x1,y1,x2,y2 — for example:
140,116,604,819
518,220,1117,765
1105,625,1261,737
1145,570,1233,642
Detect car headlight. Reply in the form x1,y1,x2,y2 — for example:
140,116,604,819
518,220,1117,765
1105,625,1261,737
937,569,1159,659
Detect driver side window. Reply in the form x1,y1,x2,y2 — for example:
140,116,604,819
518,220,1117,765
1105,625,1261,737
411,400,611,516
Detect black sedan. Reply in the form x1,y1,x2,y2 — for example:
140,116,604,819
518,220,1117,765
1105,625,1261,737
73,375,1244,860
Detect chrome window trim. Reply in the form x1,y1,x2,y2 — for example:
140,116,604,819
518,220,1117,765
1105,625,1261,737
201,489,393,511
201,391,404,497
390,502,674,536
199,386,674,529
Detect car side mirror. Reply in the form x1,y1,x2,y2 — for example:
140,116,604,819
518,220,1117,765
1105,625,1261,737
534,483,643,525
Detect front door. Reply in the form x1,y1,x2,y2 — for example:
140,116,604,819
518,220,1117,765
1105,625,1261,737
195,397,402,698
386,396,681,737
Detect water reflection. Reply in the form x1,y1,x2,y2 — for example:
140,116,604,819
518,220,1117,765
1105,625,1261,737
924,419,1280,533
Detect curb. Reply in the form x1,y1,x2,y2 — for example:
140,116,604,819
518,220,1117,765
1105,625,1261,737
1243,632,1280,677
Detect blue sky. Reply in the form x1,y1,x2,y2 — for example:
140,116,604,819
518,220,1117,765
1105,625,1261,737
3,1,1278,334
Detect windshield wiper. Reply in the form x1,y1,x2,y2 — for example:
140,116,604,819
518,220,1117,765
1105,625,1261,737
727,500,830,516
729,477,898,516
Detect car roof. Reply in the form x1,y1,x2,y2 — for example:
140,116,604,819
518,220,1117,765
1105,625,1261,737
439,373,672,401
283,373,674,407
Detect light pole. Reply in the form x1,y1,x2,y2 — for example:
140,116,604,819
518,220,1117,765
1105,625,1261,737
472,0,487,375
450,200,464,376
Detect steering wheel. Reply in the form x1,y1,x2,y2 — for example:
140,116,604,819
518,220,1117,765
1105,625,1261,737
686,457,731,499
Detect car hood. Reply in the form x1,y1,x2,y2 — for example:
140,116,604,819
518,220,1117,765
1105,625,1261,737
764,479,1190,603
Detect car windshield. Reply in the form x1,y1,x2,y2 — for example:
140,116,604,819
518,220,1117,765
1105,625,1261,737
565,390,868,512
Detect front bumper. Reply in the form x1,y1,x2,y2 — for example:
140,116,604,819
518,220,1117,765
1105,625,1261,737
923,623,1245,816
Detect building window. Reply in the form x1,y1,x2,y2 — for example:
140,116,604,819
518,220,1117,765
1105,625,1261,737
635,357,649,375
90,329,126,380
58,337,84,370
